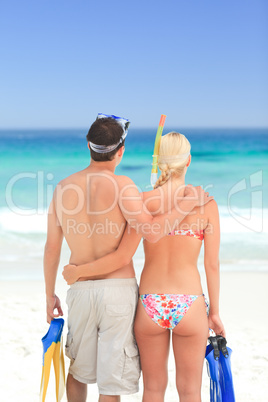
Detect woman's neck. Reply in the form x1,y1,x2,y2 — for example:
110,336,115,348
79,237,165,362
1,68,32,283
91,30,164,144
165,175,186,197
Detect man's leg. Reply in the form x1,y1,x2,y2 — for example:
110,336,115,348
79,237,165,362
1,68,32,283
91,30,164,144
66,373,87,402
99,395,120,402
97,279,140,397
65,282,98,401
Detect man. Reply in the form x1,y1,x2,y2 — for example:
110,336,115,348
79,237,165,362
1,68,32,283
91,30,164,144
44,114,212,402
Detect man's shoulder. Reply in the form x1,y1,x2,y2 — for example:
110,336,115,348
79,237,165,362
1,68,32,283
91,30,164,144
55,172,136,195
116,174,135,187
56,171,82,187
53,170,91,197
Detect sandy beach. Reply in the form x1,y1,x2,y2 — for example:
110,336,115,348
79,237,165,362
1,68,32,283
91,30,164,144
0,271,267,402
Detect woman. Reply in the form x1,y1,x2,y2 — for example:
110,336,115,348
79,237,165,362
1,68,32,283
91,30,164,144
63,132,225,402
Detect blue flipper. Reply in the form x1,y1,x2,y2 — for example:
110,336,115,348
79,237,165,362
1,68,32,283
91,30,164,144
205,337,222,402
40,318,65,402
217,336,235,402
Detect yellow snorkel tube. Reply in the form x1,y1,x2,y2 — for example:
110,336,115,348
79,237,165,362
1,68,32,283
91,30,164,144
151,114,166,187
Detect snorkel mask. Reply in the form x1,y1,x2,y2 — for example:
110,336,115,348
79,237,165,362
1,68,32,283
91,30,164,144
89,113,130,154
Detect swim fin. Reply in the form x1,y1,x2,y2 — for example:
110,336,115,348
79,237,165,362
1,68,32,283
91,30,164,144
40,318,65,402
205,336,222,402
217,336,235,402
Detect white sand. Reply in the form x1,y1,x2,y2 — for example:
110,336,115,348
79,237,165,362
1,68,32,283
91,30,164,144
0,272,268,402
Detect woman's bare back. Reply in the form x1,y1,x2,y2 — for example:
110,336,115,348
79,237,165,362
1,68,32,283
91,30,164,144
139,181,216,294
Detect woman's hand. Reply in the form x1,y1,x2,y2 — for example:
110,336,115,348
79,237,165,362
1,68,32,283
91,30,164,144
208,313,226,337
62,264,79,285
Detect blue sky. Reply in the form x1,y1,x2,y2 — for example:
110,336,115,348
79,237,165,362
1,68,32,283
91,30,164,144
0,0,267,128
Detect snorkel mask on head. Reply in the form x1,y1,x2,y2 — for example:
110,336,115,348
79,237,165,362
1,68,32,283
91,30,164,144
89,113,130,154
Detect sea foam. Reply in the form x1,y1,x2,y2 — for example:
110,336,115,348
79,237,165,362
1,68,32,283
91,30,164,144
0,206,267,235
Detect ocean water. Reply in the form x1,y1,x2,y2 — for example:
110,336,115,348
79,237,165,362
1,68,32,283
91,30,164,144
0,128,268,279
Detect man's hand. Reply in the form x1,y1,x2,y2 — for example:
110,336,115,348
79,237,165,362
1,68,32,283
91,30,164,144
62,264,79,285
184,184,214,207
46,294,63,324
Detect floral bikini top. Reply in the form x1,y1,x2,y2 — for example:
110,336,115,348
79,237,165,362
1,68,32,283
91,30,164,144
168,229,204,241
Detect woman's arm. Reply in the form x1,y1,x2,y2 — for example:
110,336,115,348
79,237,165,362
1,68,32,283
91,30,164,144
204,200,225,337
62,225,142,284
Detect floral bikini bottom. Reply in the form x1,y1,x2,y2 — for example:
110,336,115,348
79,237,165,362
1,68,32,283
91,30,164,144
140,293,209,330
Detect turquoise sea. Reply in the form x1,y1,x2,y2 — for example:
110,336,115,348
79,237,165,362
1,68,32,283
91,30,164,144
0,128,268,279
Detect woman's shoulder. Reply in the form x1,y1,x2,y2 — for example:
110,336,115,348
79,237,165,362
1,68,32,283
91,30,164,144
204,199,219,213
192,199,219,225
204,198,218,211
201,199,219,224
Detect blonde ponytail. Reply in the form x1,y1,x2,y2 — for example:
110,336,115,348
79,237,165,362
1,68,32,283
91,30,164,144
154,132,191,189
154,165,171,189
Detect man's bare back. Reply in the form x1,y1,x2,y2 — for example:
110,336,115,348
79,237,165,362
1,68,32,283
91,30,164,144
54,164,135,280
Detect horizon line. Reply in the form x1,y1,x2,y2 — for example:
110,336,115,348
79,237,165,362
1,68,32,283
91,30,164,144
0,126,268,131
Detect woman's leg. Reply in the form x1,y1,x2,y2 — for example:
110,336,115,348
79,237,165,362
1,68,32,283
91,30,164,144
172,296,208,402
134,300,170,402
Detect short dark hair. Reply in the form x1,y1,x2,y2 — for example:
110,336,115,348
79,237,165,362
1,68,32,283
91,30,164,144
86,118,125,162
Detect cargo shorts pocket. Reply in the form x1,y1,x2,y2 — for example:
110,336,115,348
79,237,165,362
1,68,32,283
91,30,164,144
122,343,141,382
65,334,75,363
106,304,131,316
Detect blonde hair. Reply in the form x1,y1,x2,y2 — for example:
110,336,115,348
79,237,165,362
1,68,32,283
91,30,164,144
154,132,191,189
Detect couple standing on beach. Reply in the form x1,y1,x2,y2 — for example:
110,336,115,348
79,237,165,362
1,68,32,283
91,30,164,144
44,114,225,402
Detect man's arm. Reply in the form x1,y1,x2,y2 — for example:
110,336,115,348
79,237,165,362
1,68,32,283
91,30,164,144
118,177,213,242
62,225,141,285
44,196,64,323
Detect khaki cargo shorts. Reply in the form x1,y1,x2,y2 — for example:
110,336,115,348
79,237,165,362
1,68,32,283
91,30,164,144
65,278,140,395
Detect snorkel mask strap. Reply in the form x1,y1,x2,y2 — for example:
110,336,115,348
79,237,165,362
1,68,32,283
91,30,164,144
89,113,130,154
